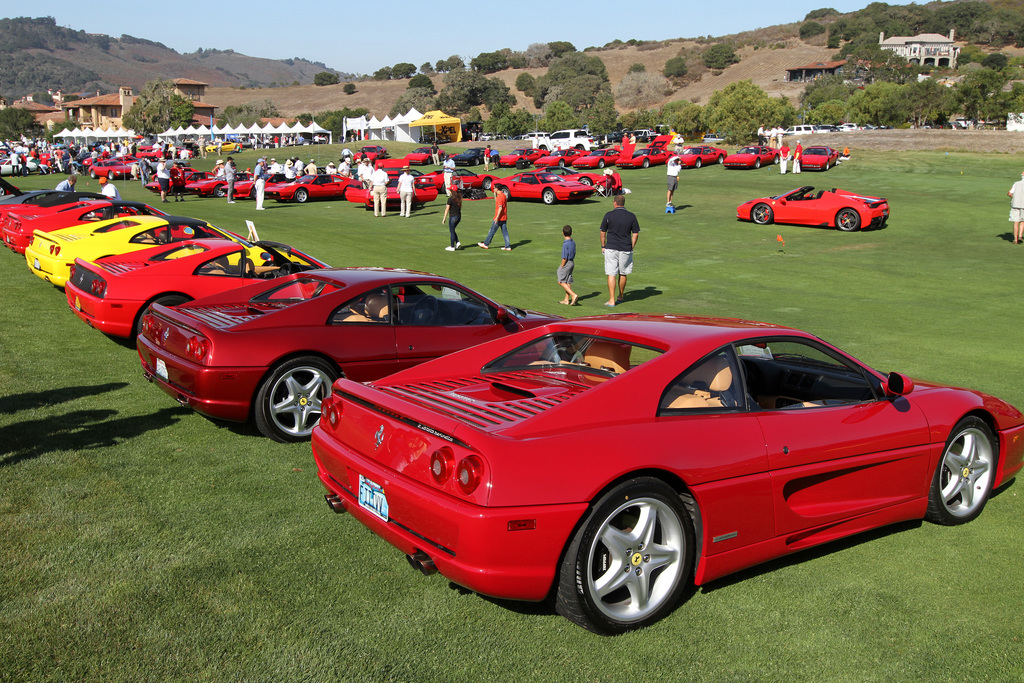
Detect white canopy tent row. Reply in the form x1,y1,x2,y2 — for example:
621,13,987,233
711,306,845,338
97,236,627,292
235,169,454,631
53,126,138,142
197,121,333,144
342,109,425,143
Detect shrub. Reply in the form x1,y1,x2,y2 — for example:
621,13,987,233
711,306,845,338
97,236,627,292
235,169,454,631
663,56,688,79
800,22,826,40
313,72,339,86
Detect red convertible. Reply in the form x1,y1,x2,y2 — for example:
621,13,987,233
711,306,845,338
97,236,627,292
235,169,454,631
265,174,359,203
533,149,586,168
493,171,596,204
498,149,545,168
312,314,1024,633
3,200,169,254
346,178,439,209
736,185,890,231
799,146,840,171
186,172,252,197
678,145,728,168
66,238,327,338
137,269,559,441
571,149,622,169
724,146,779,169
419,168,499,191
616,146,671,169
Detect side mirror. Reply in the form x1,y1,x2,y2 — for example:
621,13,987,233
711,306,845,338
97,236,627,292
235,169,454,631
495,306,510,324
883,372,914,397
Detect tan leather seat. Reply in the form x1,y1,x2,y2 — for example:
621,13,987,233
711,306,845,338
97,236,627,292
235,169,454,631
583,340,631,374
669,356,734,409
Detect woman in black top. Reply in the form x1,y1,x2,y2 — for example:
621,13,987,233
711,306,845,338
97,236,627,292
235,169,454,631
441,186,463,251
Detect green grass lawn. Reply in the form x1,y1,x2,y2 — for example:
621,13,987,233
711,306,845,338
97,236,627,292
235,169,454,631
2,144,1023,681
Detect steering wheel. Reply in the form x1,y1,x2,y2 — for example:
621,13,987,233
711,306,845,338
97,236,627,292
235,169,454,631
410,296,437,325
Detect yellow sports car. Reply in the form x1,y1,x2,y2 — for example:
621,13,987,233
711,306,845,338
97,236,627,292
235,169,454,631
204,141,242,153
25,215,244,287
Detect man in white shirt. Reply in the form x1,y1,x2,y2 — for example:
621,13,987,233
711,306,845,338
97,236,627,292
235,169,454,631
442,156,456,195
358,159,373,189
370,166,390,217
269,158,282,174
666,155,682,208
98,176,120,200
397,167,415,217
253,157,268,210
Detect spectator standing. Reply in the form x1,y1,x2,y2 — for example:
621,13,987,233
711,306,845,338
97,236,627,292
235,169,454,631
253,157,268,210
1008,170,1024,244
224,157,236,203
666,155,682,208
169,161,186,202
430,142,440,165
269,158,282,174
441,187,463,251
557,225,578,306
358,158,373,189
478,187,511,250
139,157,151,185
339,158,351,178
779,142,791,175
305,159,317,176
793,141,803,174
156,158,170,203
397,167,415,217
757,125,766,146
599,195,640,307
370,164,389,217
483,145,492,172
442,155,456,195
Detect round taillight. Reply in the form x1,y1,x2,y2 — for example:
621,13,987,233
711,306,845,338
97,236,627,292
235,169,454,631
185,336,208,361
141,314,154,335
325,398,342,428
90,279,106,297
429,447,454,485
455,455,483,495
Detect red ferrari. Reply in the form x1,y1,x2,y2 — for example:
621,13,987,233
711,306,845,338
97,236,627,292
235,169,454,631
678,145,728,168
345,178,439,209
186,173,253,197
88,157,138,179
66,238,327,338
312,314,1024,634
571,149,622,169
233,173,288,200
404,147,448,165
357,145,389,161
143,169,203,194
265,174,359,203
533,149,585,168
616,146,671,169
724,146,779,169
3,200,169,254
493,171,596,204
538,166,605,186
419,168,499,191
136,269,560,441
498,149,545,168
736,185,889,231
800,146,841,171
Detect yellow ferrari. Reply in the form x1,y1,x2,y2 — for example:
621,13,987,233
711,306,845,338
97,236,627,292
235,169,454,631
204,141,242,153
25,215,244,287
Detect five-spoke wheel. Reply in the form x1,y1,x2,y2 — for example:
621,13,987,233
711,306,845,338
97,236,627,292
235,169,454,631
926,417,996,525
254,356,337,442
836,208,861,231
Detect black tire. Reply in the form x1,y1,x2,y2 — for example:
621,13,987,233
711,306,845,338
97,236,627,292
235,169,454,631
555,477,694,634
134,294,190,339
482,178,492,191
754,158,761,169
558,159,566,167
498,186,511,199
254,356,338,442
597,160,605,169
90,169,98,179
214,186,227,198
717,155,725,164
294,188,309,203
925,417,997,525
249,186,257,199
641,158,650,169
751,203,774,225
694,158,702,169
835,208,861,231
578,177,593,186
542,188,557,205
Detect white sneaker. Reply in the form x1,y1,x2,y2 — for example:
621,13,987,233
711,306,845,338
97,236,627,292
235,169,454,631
455,242,461,249
445,246,456,251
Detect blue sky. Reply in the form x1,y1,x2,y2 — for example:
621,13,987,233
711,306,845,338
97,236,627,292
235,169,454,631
26,1,910,76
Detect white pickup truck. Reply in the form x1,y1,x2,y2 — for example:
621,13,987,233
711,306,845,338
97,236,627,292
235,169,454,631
534,129,595,151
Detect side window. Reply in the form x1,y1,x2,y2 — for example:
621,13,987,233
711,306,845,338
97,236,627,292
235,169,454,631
196,251,245,277
736,339,878,410
129,227,166,244
660,349,743,413
329,287,391,324
394,283,492,326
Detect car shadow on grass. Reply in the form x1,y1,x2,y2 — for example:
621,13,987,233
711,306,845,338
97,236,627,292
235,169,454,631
0,382,128,414
0,406,188,467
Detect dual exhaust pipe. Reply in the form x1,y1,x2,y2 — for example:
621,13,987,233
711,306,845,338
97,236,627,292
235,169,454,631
322,493,437,575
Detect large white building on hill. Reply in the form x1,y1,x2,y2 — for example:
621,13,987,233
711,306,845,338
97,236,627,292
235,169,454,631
879,30,959,68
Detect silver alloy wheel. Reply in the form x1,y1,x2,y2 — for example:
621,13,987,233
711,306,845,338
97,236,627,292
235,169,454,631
267,365,331,438
584,496,686,624
937,425,994,519
751,203,773,224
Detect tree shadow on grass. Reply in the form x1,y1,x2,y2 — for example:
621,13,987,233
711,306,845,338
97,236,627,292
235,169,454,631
0,382,129,415
0,406,188,467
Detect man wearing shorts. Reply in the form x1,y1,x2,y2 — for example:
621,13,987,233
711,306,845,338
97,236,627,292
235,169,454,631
666,155,682,208
599,194,640,307
1008,170,1024,244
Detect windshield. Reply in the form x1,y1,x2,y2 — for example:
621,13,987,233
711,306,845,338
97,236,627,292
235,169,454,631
485,333,663,377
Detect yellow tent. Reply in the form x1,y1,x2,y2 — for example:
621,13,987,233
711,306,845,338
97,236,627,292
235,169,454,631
409,110,462,143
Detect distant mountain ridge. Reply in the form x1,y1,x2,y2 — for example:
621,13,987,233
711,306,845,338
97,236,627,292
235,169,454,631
0,16,348,98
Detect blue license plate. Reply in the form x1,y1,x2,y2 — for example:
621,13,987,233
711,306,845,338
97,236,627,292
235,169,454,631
358,474,389,522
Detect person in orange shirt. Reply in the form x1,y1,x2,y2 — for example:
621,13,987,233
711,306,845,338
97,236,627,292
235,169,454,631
478,187,511,250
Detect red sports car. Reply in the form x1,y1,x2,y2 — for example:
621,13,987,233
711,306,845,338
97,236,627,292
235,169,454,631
616,146,671,169
678,145,728,168
419,168,499,191
143,169,203,194
265,174,359,203
533,149,586,168
135,146,164,159
186,172,253,197
66,238,327,338
357,145,389,161
498,149,545,168
493,171,596,204
799,146,841,171
312,314,1024,634
724,146,779,169
346,178,439,209
571,149,622,169
136,269,560,441
88,157,138,179
233,173,288,200
3,200,169,254
736,185,890,231
404,147,448,165
537,166,605,186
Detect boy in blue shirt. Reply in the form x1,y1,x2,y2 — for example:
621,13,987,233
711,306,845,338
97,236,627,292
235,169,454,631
557,225,578,306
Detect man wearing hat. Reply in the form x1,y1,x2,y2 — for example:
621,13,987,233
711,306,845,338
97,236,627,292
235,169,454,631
370,164,390,217
98,176,121,200
397,166,415,217
269,158,282,174
253,156,268,210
